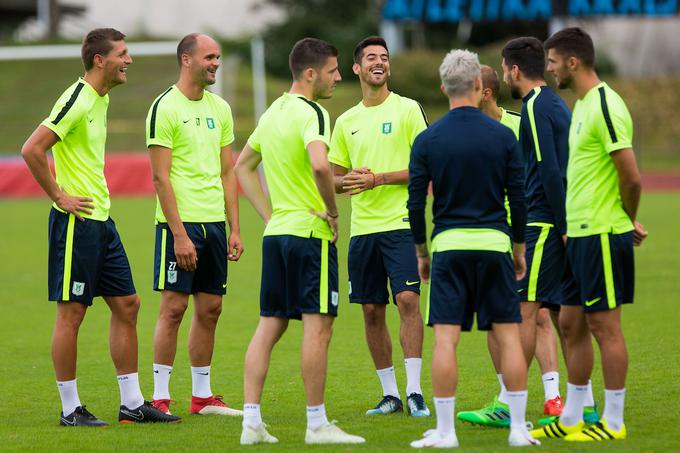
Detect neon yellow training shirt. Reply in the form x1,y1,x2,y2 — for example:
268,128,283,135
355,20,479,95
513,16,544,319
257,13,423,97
567,82,634,237
146,85,235,223
499,107,521,139
41,78,110,221
328,92,428,237
247,92,333,240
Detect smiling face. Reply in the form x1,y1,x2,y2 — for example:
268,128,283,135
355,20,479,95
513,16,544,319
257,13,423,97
101,39,132,86
354,44,389,88
312,56,342,100
185,35,221,88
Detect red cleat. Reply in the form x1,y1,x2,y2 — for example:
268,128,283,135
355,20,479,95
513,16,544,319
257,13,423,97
544,396,564,416
151,399,175,415
190,395,242,416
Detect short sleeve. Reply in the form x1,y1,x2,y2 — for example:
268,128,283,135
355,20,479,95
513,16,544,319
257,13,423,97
328,119,350,168
146,98,174,149
301,105,330,149
220,100,235,147
600,90,633,154
41,85,87,141
247,123,262,153
406,101,429,146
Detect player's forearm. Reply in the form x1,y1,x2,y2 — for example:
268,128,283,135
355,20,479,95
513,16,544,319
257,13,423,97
236,167,272,222
221,172,240,233
619,177,641,221
21,146,62,202
152,178,187,237
374,169,409,187
415,241,429,257
313,167,339,216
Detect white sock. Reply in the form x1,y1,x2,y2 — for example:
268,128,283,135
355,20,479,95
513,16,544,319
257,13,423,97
561,382,588,426
57,379,81,416
152,363,173,400
506,390,528,431
404,358,423,396
117,372,144,409
542,371,560,401
243,403,262,429
584,379,595,407
306,403,329,431
191,366,212,398
376,366,400,399
433,397,456,438
603,388,625,431
496,373,508,404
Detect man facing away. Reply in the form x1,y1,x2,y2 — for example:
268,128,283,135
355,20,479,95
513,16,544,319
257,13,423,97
532,26,647,442
407,49,538,448
328,36,430,417
146,33,243,417
22,28,179,426
234,37,365,445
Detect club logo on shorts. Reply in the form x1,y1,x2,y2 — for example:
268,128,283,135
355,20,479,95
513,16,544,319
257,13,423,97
331,291,339,307
168,261,177,284
348,281,352,295
382,122,392,134
72,281,85,296
206,117,215,129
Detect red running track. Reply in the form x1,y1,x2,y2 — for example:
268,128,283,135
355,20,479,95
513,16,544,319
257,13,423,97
1,153,679,198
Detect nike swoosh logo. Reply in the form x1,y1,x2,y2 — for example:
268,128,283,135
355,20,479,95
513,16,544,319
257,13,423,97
183,119,190,123
585,297,601,307
154,370,159,373
88,119,93,123
351,129,360,135
222,283,227,288
197,372,209,375
61,417,76,425
405,280,419,286
544,378,555,381
121,409,144,421
517,288,525,293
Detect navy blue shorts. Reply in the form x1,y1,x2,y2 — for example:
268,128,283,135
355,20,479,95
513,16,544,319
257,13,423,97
260,235,338,320
517,223,570,304
348,229,420,305
153,222,227,295
48,208,135,306
567,232,634,313
427,250,521,331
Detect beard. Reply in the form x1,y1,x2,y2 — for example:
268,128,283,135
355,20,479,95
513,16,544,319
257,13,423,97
509,83,523,99
557,74,572,90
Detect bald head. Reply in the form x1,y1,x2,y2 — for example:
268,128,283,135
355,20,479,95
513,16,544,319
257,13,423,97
480,65,500,100
177,33,218,67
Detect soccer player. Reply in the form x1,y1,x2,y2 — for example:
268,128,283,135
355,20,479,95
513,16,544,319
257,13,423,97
21,28,180,426
461,62,567,425
146,33,243,417
328,36,430,417
234,38,364,445
407,49,537,448
532,26,647,442
479,64,521,137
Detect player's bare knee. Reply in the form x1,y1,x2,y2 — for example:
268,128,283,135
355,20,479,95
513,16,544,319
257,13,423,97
362,304,385,326
56,302,87,331
396,292,420,318
161,302,188,325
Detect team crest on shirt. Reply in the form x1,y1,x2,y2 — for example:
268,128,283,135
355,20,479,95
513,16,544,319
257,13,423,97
72,281,85,296
382,122,392,134
206,117,215,129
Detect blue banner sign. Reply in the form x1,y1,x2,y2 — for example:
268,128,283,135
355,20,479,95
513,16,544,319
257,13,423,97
382,0,679,22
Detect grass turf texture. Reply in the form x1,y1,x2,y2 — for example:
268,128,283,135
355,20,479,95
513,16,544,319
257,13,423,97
0,193,678,451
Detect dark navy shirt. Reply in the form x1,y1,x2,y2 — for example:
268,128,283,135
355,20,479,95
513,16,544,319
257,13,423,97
407,106,526,244
520,86,571,234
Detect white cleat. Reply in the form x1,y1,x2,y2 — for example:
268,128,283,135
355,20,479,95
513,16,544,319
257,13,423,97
305,421,366,444
240,423,279,445
410,430,459,448
509,429,541,447
196,405,243,416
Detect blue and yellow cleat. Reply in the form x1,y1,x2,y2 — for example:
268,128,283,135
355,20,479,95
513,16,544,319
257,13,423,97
564,419,626,442
456,397,511,428
406,393,430,417
530,419,586,439
365,395,403,416
538,403,600,426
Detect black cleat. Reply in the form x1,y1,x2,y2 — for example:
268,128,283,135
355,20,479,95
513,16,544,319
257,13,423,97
60,406,108,427
119,400,182,424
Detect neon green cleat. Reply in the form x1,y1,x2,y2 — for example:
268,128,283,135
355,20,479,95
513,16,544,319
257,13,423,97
538,403,600,426
530,419,586,439
564,418,626,442
456,397,511,428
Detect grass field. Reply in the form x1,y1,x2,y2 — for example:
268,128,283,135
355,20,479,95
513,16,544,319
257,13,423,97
0,193,678,452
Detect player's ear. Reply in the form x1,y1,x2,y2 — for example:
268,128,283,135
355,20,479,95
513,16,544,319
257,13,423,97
352,63,360,76
304,67,316,83
92,53,104,69
440,84,447,97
